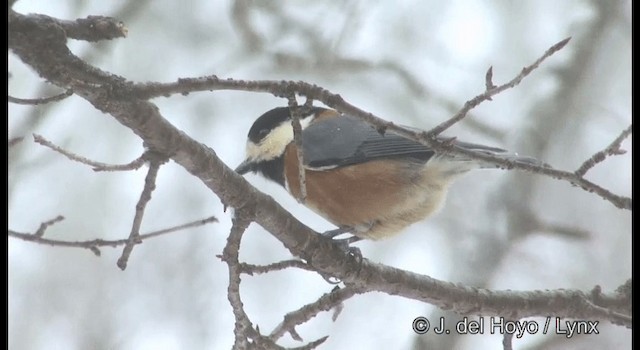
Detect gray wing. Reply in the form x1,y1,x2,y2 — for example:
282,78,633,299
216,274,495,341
300,115,533,170
301,115,435,169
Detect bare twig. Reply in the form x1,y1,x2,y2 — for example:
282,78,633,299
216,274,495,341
485,66,496,91
290,336,329,350
9,215,217,256
117,152,167,270
223,213,253,349
582,298,633,327
33,134,148,171
141,215,218,239
8,136,24,148
240,259,315,275
34,215,65,237
575,125,632,177
427,37,571,137
288,97,307,203
269,285,364,341
8,89,73,105
221,212,290,349
537,222,590,239
220,212,329,349
517,213,590,240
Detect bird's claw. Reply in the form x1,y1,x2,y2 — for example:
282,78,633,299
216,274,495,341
322,226,355,239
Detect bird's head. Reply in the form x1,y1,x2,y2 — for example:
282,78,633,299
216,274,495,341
235,106,324,177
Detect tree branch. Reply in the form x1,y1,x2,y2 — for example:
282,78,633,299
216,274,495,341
8,136,24,148
9,216,218,256
428,37,571,136
117,152,167,270
222,212,256,349
8,89,73,105
269,285,364,341
220,211,328,349
240,259,316,275
575,125,632,177
33,134,148,171
130,77,630,209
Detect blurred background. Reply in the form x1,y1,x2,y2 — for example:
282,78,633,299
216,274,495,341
8,1,631,349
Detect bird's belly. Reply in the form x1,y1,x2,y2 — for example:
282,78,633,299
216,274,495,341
284,156,451,240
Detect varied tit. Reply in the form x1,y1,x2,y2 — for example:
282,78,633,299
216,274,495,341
235,106,541,240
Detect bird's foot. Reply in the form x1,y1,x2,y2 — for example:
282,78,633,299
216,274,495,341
322,226,355,239
321,227,362,255
320,228,363,267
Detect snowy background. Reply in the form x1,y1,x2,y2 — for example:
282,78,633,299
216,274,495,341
9,1,631,349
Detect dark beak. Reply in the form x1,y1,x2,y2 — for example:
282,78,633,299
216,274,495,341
235,159,254,175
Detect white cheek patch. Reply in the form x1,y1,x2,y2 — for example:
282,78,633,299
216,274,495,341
244,123,294,162
244,115,315,162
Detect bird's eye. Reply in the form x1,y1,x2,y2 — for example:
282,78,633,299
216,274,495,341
257,129,270,140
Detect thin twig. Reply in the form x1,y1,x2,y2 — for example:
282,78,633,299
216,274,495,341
139,215,218,239
269,285,363,341
8,215,217,256
537,222,590,239
288,97,307,203
117,153,166,270
518,213,590,239
222,212,257,348
582,298,633,326
226,216,249,346
34,215,65,237
485,66,496,91
8,90,73,105
9,136,25,148
427,37,572,137
575,125,632,177
289,336,329,350
33,134,147,171
240,259,315,275
222,212,329,349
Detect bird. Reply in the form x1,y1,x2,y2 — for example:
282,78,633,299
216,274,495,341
235,106,542,241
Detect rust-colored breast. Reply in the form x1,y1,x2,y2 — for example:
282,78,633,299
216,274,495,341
284,144,452,240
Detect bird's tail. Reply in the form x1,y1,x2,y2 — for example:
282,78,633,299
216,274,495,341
430,138,546,174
